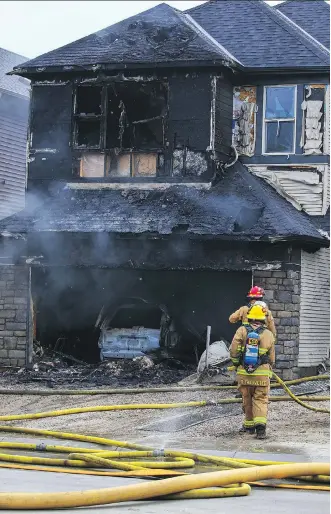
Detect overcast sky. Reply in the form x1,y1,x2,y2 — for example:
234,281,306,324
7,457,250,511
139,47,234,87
1,1,282,59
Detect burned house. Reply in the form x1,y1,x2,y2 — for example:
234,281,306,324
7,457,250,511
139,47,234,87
0,1,329,378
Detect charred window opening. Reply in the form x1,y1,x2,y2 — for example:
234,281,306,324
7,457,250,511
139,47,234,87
77,119,101,147
76,86,102,115
74,86,103,149
106,82,166,150
73,81,167,179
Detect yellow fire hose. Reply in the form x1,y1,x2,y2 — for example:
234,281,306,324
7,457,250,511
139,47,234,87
0,372,328,509
0,369,327,422
0,374,327,395
0,424,328,486
0,396,328,422
271,372,330,413
0,463,329,509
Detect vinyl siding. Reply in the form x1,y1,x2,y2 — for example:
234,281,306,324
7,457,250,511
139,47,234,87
0,114,27,220
298,247,330,366
249,167,328,216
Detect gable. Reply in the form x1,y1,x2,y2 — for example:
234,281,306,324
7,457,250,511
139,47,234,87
13,3,238,74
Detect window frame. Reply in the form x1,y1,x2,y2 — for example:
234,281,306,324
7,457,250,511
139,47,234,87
262,84,297,156
73,84,105,151
72,82,167,179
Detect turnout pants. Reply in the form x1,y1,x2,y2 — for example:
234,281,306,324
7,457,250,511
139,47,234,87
238,384,269,428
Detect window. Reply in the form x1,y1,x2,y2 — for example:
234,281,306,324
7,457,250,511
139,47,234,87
74,86,103,150
73,82,167,178
263,86,296,154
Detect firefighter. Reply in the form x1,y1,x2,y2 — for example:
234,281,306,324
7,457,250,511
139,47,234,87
229,304,275,440
229,286,276,338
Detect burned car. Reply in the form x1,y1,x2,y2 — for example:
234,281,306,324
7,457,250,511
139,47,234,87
98,326,161,360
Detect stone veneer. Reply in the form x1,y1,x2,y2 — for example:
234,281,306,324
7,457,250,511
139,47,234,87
0,265,28,367
253,269,301,380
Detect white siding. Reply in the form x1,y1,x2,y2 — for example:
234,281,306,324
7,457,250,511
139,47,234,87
0,114,27,220
298,248,330,367
249,166,327,216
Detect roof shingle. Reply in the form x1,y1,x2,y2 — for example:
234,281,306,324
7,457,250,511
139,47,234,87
0,48,30,97
276,0,330,49
187,0,329,69
0,162,326,245
13,3,238,73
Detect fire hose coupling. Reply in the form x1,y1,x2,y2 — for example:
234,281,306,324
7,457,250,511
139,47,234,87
152,449,165,457
36,443,47,451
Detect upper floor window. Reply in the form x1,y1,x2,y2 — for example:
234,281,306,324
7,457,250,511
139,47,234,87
73,82,167,178
263,86,297,155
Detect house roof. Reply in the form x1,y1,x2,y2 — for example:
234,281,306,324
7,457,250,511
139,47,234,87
12,3,239,75
0,162,327,246
0,48,30,97
276,0,330,49
187,0,329,70
311,207,330,237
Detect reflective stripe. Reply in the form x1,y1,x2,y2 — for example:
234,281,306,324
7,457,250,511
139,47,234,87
237,368,272,378
231,358,240,364
259,348,268,355
254,417,267,425
244,420,254,427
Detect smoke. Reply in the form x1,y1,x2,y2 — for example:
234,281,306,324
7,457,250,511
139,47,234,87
0,179,257,358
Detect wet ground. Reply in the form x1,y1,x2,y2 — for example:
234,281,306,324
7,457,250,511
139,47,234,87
0,385,328,460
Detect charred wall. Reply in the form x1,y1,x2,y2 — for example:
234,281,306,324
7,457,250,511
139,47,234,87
214,75,233,155
27,69,234,187
26,233,301,270
29,85,73,181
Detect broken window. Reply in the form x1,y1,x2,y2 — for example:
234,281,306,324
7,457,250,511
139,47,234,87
73,82,167,178
106,82,166,150
301,85,326,156
74,86,103,149
263,86,296,154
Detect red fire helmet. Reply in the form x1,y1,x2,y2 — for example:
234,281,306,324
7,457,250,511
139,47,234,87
247,286,265,299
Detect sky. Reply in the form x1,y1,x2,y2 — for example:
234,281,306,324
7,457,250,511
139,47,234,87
1,0,283,59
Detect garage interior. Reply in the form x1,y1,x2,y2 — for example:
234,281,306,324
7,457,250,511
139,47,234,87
31,268,251,364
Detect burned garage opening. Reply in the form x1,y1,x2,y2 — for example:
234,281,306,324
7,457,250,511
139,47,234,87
75,82,167,179
31,267,251,365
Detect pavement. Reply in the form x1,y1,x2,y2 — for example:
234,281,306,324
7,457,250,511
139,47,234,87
0,441,329,513
0,466,329,514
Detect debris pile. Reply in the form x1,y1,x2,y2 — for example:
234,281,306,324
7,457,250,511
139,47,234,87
1,354,196,389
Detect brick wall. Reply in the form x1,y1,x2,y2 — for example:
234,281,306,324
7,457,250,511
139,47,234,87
0,265,28,367
253,269,301,380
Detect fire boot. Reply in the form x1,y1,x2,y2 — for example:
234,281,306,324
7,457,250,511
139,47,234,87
255,425,267,440
239,426,255,435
